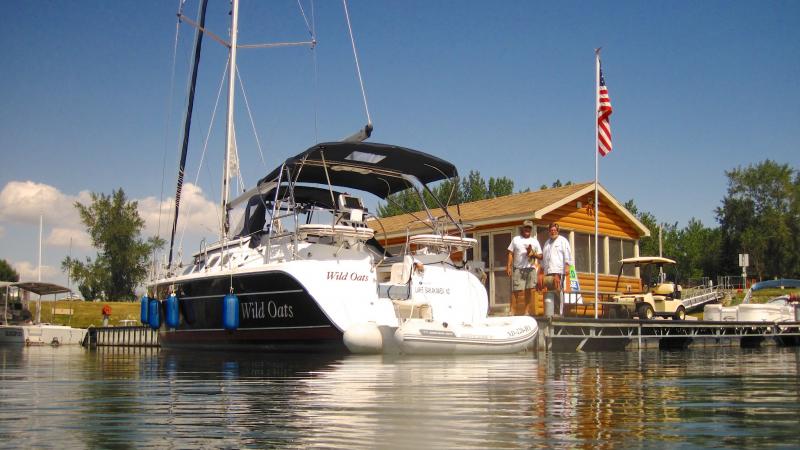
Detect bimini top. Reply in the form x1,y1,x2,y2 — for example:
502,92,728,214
2,281,71,296
258,141,458,199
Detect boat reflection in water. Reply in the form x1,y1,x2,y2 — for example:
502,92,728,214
2,346,799,447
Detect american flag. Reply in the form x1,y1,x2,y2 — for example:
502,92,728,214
597,65,613,156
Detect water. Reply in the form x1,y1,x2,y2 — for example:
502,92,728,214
1,346,799,448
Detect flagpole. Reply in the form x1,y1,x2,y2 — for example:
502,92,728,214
594,49,601,320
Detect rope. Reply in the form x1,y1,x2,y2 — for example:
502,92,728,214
342,0,372,126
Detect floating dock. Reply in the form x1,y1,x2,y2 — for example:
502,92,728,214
537,317,800,351
83,319,800,352
83,326,159,348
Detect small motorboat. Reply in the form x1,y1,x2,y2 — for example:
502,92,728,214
703,291,799,322
1,281,87,346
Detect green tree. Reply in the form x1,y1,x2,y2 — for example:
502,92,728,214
0,259,19,282
488,176,514,197
675,218,721,280
716,160,799,279
539,179,573,190
62,188,164,300
378,171,516,217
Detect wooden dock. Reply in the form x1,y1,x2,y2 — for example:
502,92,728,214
83,326,159,348
537,316,800,351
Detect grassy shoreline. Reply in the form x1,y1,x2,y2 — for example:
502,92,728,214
32,300,141,329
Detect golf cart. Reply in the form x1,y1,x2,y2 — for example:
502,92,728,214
612,256,685,320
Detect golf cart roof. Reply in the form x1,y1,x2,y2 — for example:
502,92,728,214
620,256,676,266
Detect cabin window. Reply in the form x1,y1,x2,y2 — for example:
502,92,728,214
609,238,636,276
622,240,635,276
573,232,604,274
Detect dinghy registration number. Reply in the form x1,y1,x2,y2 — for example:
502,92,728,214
507,325,532,337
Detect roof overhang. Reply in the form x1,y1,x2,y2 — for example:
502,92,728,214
532,184,650,237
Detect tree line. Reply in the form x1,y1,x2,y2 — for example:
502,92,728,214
632,159,799,282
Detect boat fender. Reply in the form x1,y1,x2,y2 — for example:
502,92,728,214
140,295,149,325
343,323,384,354
148,299,161,330
165,293,180,329
222,293,240,331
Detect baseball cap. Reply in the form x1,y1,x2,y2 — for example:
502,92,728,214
522,220,534,228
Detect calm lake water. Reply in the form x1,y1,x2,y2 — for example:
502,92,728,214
1,345,799,448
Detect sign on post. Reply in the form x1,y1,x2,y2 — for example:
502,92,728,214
739,253,749,288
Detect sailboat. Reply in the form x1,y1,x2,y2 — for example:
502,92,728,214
145,0,537,354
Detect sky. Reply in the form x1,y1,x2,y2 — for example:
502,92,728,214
1,0,798,288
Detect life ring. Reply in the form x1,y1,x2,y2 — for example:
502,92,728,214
51,337,60,347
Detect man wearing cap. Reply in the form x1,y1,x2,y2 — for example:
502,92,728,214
506,220,542,315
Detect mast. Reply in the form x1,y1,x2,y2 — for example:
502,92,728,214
37,214,42,323
38,215,42,282
221,0,241,240
168,0,209,269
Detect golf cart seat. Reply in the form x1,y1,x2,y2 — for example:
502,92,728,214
651,282,681,299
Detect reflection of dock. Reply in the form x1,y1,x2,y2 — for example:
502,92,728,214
84,326,159,347
537,316,800,351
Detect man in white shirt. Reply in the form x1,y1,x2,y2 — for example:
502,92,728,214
540,222,573,315
505,220,542,315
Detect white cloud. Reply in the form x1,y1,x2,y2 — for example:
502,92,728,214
45,227,93,250
1,181,221,262
13,260,62,282
138,183,220,241
0,180,90,228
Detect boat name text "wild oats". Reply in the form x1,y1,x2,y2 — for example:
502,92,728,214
241,301,294,320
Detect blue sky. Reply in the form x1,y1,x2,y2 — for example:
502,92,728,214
1,0,798,286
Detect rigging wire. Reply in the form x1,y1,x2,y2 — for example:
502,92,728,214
342,0,372,126
310,0,319,142
235,65,268,172
177,57,230,252
153,0,186,279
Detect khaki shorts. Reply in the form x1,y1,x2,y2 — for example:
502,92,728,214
512,268,536,292
544,274,563,291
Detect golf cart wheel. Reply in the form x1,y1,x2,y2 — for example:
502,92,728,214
637,304,655,320
673,306,686,321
